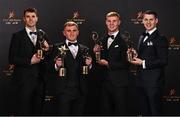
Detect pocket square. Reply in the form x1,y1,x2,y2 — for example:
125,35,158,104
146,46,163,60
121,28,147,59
114,45,119,48
147,41,153,46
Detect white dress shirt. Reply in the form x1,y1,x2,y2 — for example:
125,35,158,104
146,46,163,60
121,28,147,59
25,27,37,46
107,31,119,49
143,27,157,42
142,27,157,69
66,39,79,58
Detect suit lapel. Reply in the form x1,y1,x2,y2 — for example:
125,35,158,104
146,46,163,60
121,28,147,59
144,30,158,43
23,29,37,47
76,44,84,60
138,35,144,51
22,29,36,50
139,30,158,54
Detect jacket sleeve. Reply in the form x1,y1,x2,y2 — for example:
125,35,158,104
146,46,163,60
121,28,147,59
8,33,32,66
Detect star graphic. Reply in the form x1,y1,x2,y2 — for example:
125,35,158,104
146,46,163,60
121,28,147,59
58,45,69,55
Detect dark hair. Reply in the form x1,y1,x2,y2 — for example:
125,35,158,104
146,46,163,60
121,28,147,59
23,8,38,17
143,10,158,18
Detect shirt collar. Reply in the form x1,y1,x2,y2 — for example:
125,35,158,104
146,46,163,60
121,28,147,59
108,31,119,39
25,27,37,35
146,27,157,35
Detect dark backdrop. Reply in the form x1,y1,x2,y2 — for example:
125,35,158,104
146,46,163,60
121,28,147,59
0,0,180,115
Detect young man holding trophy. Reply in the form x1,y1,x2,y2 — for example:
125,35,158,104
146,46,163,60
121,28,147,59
128,10,168,115
93,11,130,115
47,21,92,115
8,8,50,115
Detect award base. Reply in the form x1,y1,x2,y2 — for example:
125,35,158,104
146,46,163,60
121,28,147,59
37,49,43,59
59,68,66,77
82,66,88,75
95,51,101,62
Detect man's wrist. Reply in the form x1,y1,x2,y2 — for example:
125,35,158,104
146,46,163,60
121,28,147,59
55,64,60,71
142,60,146,69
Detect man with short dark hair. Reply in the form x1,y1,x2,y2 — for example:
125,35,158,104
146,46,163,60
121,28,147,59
8,7,49,115
129,10,168,115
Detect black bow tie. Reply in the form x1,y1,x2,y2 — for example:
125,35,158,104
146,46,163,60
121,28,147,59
68,42,78,46
107,34,114,39
143,32,150,37
30,31,37,35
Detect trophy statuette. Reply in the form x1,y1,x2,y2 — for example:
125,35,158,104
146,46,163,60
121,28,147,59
92,31,102,62
82,48,90,75
57,45,69,77
121,31,138,62
36,29,49,59
127,48,138,62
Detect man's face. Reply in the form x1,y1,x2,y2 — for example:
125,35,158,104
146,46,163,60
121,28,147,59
142,14,158,31
23,12,38,28
63,25,79,42
106,16,120,33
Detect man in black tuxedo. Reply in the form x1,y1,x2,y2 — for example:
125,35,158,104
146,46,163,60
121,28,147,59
129,10,168,115
46,21,92,115
93,11,130,115
8,8,50,115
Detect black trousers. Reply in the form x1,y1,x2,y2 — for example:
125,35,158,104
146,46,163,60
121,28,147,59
136,87,162,116
101,82,128,115
14,78,44,115
56,92,87,115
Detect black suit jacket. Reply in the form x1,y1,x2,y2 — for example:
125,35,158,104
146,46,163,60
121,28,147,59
46,42,89,96
8,28,48,84
99,32,130,87
137,30,168,87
